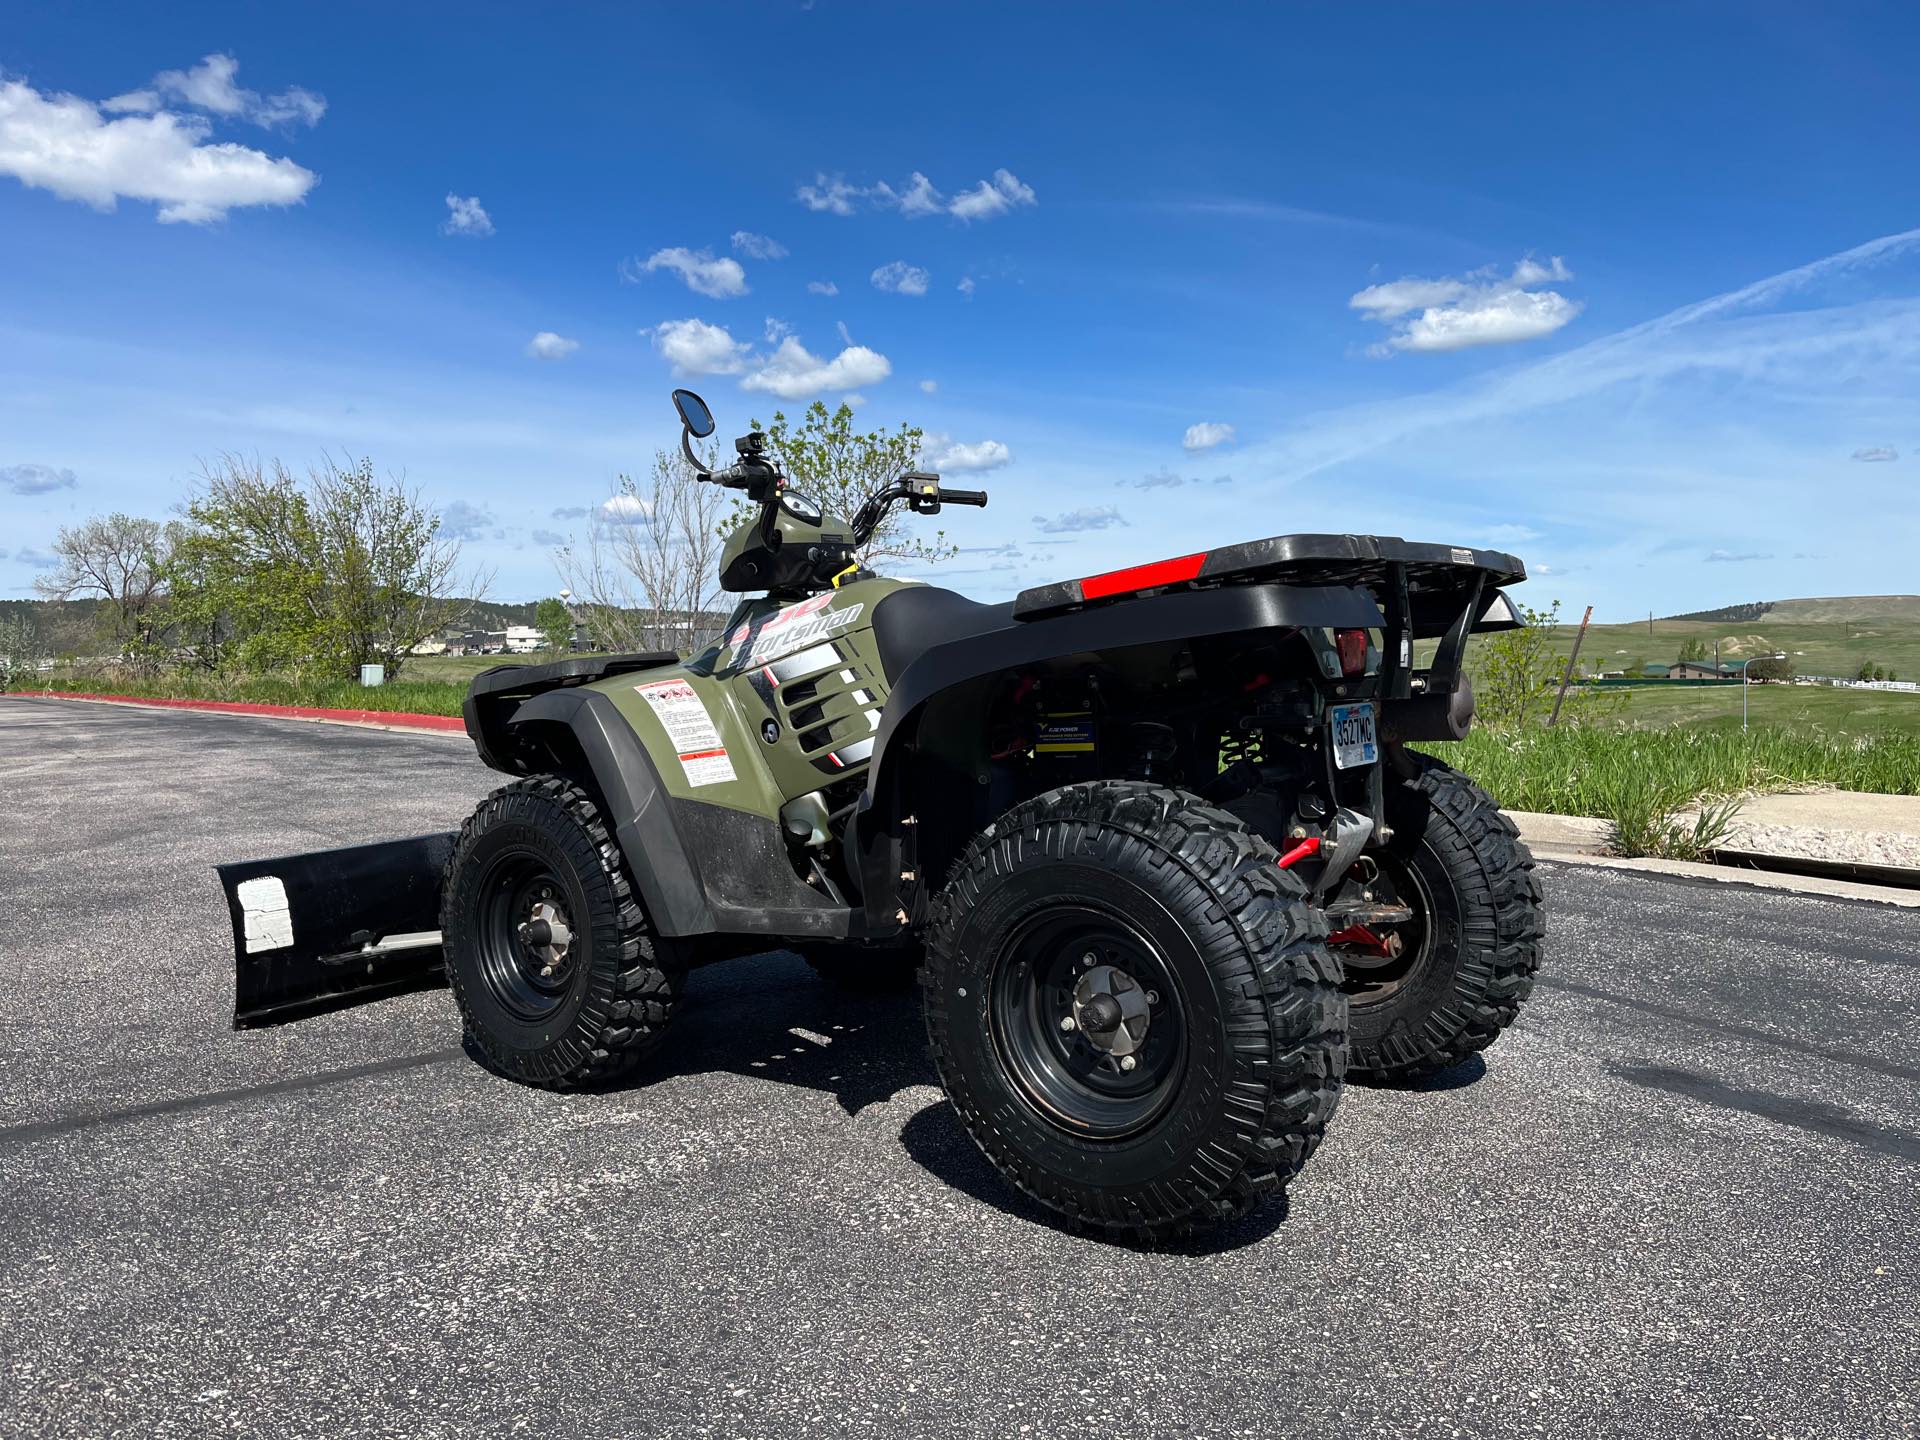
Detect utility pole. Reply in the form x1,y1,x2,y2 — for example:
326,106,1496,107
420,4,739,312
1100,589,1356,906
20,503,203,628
1549,605,1595,727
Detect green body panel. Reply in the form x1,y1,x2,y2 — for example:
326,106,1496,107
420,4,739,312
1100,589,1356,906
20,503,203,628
581,574,913,819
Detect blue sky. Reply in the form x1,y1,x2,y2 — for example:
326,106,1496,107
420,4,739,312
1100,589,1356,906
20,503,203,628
3,2,1918,619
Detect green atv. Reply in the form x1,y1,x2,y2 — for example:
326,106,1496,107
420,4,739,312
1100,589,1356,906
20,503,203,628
218,387,1544,1242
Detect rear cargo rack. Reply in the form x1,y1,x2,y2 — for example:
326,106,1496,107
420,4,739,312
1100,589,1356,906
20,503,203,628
1012,533,1524,620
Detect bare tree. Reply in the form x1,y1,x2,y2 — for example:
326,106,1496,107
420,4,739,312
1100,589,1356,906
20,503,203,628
35,513,173,662
557,447,729,655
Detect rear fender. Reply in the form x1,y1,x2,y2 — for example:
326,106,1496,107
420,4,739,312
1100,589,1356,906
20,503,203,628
854,582,1386,931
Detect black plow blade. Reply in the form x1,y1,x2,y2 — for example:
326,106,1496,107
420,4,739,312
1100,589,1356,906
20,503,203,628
216,833,456,1027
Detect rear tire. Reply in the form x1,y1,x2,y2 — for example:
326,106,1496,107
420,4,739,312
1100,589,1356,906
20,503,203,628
1341,751,1544,1085
923,781,1346,1243
442,775,681,1090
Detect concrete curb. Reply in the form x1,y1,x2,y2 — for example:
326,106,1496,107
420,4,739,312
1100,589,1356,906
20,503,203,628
1510,809,1920,908
1,690,466,734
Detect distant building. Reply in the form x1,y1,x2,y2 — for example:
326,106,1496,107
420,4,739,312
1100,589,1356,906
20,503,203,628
1670,660,1741,680
1641,663,1672,679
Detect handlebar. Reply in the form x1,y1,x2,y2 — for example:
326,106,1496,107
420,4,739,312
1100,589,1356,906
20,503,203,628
940,488,989,507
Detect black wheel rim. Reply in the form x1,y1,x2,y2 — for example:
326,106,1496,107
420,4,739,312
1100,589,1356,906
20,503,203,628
1337,849,1436,1006
987,906,1186,1140
474,847,580,1023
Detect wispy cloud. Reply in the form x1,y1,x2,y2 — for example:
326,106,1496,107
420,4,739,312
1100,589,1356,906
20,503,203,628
1852,445,1898,461
524,331,578,361
631,247,748,299
1035,505,1126,533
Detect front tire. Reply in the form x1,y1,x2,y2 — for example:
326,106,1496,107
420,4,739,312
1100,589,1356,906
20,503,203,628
1339,751,1544,1085
923,781,1346,1243
442,776,681,1090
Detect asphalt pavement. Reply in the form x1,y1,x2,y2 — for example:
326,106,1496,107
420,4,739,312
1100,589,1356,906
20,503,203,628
1,697,1915,1439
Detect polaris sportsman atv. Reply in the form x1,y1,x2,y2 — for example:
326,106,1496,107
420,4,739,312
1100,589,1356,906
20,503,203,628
218,387,1544,1242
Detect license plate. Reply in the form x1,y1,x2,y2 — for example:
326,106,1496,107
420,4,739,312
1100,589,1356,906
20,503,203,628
1330,702,1378,770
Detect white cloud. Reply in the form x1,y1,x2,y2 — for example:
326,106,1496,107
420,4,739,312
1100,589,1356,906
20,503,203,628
1183,421,1235,451
806,280,838,296
529,528,566,547
0,77,317,224
798,167,1038,223
1,463,79,495
440,500,493,541
742,336,892,399
1705,548,1771,563
873,171,943,217
841,393,867,409
919,379,938,394
651,318,750,375
1035,506,1126,533
957,276,976,297
947,168,1037,223
872,261,929,296
922,437,1012,472
1394,291,1583,353
638,246,748,299
525,331,579,361
14,547,57,568
1351,255,1581,355
106,53,325,129
730,230,787,260
796,172,861,215
1852,445,1898,461
443,193,493,237
600,494,652,526
650,319,892,398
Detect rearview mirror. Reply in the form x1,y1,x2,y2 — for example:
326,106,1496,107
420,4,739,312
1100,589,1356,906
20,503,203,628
672,388,715,438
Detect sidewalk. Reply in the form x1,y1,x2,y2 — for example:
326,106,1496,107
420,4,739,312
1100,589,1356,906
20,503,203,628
1512,789,1920,905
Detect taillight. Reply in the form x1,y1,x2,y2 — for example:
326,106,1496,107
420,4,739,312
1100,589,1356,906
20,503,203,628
1335,628,1369,677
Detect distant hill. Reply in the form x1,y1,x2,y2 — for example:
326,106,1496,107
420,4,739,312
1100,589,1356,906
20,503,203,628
1658,596,1920,624
1661,601,1772,623
1763,596,1920,622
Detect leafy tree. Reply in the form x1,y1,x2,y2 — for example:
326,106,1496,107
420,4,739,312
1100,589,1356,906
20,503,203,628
1873,664,1887,681
176,455,486,679
1472,600,1622,730
1746,655,1793,682
746,401,957,567
34,513,174,664
1676,636,1710,663
534,596,573,651
1858,660,1876,681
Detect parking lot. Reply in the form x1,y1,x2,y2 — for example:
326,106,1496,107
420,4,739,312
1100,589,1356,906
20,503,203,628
1,696,1915,1439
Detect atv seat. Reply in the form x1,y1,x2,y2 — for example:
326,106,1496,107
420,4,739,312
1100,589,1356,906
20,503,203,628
871,586,1014,681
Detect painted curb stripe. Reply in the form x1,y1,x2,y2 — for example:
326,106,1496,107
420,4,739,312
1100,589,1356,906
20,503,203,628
1,691,465,732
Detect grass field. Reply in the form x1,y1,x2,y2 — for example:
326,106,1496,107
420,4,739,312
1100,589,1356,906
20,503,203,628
1511,595,1920,681
1599,681,1920,738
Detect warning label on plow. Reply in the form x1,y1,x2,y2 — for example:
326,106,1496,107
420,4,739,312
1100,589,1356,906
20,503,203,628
633,679,736,787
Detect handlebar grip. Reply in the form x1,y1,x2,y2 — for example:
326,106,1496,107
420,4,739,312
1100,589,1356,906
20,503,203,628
942,488,989,507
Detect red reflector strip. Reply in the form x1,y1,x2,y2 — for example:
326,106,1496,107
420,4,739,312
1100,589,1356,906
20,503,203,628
1276,836,1322,869
1078,551,1207,601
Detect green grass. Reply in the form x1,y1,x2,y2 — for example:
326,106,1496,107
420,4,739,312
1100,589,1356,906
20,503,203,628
1431,723,1920,815
17,669,470,717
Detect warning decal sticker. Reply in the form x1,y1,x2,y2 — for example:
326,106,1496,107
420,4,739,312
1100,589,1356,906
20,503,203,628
633,679,737,787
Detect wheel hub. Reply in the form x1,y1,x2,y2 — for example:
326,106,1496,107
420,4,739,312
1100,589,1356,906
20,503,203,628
1069,964,1153,1057
518,892,573,977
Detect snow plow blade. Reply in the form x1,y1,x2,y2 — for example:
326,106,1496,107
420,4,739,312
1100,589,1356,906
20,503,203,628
216,833,456,1028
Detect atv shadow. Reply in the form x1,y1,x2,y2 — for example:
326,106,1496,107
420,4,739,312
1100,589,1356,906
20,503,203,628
612,949,1295,1251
